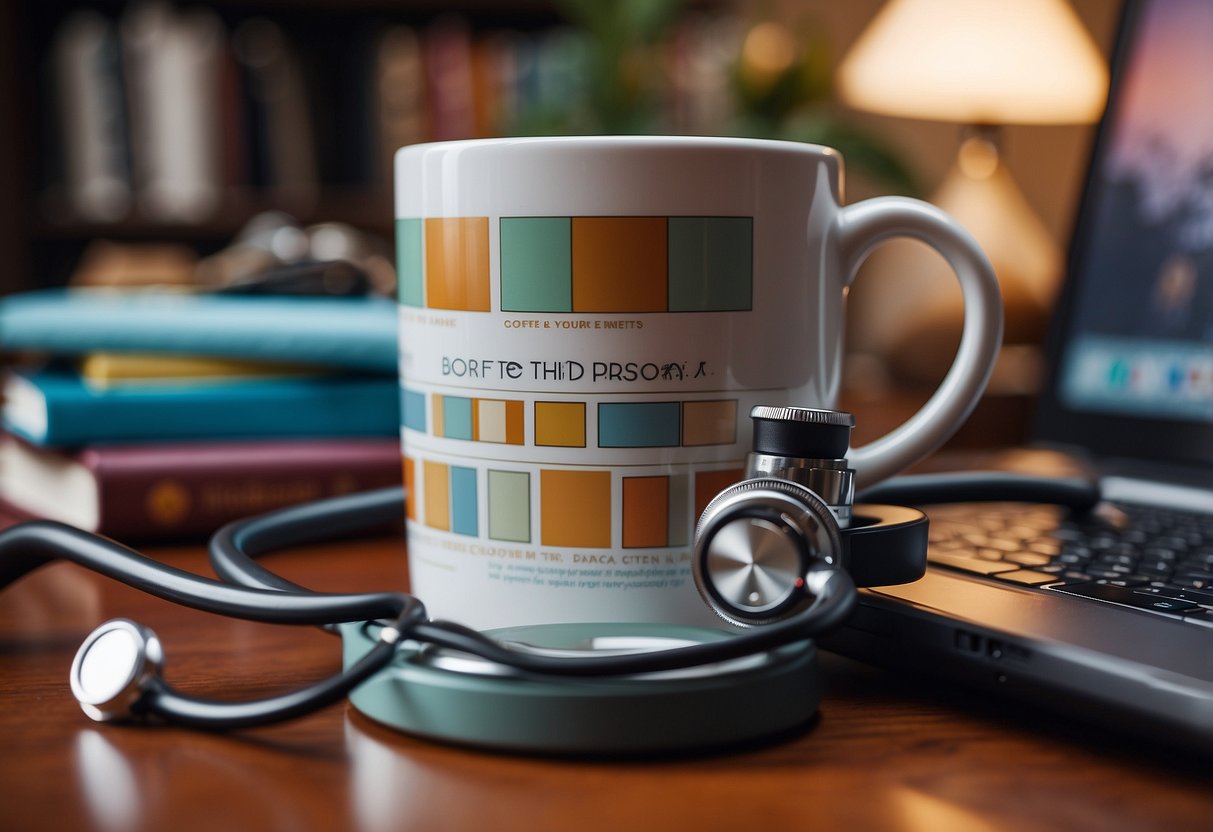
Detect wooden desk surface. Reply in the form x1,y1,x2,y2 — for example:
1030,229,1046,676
0,533,1209,832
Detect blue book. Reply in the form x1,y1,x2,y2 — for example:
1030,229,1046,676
0,290,398,373
2,367,401,447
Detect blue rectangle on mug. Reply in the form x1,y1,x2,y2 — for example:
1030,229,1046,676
450,466,478,536
598,402,681,448
401,387,427,432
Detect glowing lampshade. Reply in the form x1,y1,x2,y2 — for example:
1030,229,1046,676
836,0,1110,393
837,0,1108,125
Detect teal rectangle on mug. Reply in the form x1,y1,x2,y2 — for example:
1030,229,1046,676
442,396,474,440
396,218,424,308
598,402,682,448
450,466,478,537
500,217,572,312
667,217,753,312
401,387,427,432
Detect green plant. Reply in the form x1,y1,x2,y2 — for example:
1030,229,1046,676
523,1,916,194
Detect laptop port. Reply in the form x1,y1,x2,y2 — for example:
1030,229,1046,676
954,629,983,653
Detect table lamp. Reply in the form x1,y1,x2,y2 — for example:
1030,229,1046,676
836,0,1108,388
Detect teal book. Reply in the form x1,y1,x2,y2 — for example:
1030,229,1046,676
2,367,401,447
0,290,398,373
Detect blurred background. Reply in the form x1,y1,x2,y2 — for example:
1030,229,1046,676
0,0,1122,444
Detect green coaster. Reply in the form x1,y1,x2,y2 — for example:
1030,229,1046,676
341,621,819,755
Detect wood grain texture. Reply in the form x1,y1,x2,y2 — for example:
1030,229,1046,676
0,534,1209,832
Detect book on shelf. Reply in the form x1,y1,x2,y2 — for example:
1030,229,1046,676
232,17,319,205
2,366,400,447
0,289,398,373
0,434,403,541
79,352,324,389
122,3,226,223
423,18,477,142
375,25,428,178
52,9,132,222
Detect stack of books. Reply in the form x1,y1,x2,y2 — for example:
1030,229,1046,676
0,289,403,541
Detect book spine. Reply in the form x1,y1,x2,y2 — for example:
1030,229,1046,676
90,447,402,540
424,19,476,142
122,4,225,223
0,291,400,373
27,375,400,447
232,18,319,207
375,25,428,174
53,10,133,222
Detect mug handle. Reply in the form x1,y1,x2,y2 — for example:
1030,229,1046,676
836,196,1004,489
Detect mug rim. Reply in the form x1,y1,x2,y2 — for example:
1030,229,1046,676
395,134,842,162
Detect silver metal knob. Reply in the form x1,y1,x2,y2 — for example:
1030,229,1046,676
693,479,843,627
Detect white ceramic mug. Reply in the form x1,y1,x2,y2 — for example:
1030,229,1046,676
394,135,1001,628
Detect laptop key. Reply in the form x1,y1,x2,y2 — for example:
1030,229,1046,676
927,552,1021,575
993,569,1061,586
1182,609,1213,629
1169,577,1210,590
1100,576,1150,587
1135,585,1213,607
1050,582,1200,616
1007,552,1052,567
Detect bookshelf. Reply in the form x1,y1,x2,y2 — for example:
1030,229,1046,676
0,0,586,294
2,1,918,297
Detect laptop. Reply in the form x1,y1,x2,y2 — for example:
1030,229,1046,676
820,0,1213,754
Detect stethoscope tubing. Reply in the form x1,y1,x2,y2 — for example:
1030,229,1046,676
209,485,859,678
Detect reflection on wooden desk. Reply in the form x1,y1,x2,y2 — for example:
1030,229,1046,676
0,533,1208,832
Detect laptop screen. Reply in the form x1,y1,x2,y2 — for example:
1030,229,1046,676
1037,0,1213,468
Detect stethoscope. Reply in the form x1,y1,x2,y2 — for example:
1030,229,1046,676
0,406,1099,752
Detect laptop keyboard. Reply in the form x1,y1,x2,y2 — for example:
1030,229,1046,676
926,502,1213,627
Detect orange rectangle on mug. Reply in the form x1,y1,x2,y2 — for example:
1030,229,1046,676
403,456,416,521
540,469,611,548
425,217,491,311
695,468,743,521
623,476,670,548
571,217,667,312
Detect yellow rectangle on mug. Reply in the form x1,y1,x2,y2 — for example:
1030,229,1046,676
425,217,491,311
682,399,738,446
423,460,451,531
534,401,586,447
540,469,611,548
571,217,667,312
432,394,445,438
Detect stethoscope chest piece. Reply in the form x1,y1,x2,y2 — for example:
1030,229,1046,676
70,618,164,722
341,621,820,755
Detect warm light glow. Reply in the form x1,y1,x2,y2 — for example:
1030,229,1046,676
837,0,1108,124
739,22,797,89
957,134,999,180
